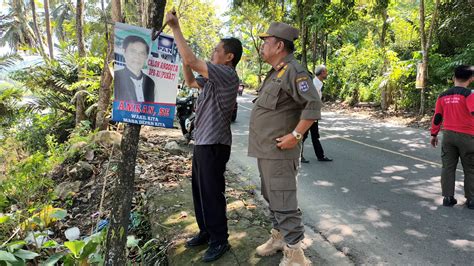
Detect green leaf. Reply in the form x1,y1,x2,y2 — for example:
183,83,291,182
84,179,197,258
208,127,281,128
5,241,26,253
62,254,75,266
13,250,39,261
31,216,42,226
50,209,67,220
79,240,98,260
0,251,17,262
0,216,9,224
141,238,159,251
126,235,140,248
64,241,85,258
41,240,59,248
88,253,104,264
5,259,25,266
40,253,64,266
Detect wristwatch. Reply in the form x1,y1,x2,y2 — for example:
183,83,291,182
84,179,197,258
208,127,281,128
292,130,303,141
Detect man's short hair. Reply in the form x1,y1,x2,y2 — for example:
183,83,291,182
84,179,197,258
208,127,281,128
275,37,295,53
123,35,150,54
315,65,327,76
221,37,243,68
454,65,473,82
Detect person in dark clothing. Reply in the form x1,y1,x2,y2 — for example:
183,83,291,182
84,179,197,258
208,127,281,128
114,35,155,102
430,65,474,208
166,11,243,262
301,65,332,163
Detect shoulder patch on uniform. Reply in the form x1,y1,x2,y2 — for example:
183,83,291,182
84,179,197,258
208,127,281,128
298,80,310,92
296,76,308,82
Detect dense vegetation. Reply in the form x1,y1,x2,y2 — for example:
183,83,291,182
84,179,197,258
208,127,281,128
0,0,472,264
230,0,473,112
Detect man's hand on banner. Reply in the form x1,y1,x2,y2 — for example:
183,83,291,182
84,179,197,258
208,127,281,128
165,9,179,29
152,9,177,40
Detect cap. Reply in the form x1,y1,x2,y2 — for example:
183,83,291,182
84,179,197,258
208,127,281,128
258,22,299,41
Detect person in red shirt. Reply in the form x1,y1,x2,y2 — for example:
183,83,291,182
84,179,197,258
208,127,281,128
430,65,474,208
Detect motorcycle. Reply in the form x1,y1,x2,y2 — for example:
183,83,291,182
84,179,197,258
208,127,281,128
176,88,197,141
175,87,239,142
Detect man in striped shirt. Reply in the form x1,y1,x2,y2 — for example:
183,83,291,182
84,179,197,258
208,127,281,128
166,12,242,262
430,65,474,208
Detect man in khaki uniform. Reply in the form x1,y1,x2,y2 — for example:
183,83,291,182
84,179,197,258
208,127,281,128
248,22,322,266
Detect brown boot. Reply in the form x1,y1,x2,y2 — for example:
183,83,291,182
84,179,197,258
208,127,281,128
279,242,312,266
256,229,285,256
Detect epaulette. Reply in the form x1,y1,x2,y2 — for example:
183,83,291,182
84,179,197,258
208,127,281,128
288,59,307,74
275,61,287,71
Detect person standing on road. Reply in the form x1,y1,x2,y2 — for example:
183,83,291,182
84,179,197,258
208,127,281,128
248,22,322,266
166,12,243,262
430,65,474,208
301,65,333,163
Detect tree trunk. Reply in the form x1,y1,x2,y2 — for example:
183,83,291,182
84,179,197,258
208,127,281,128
418,0,440,115
140,0,149,28
104,125,141,266
380,7,389,111
322,33,328,65
75,0,87,125
104,1,167,265
75,91,87,126
101,0,109,41
311,31,318,74
95,0,122,130
301,22,309,70
44,0,54,59
148,0,166,29
76,0,86,57
30,0,47,58
248,24,263,86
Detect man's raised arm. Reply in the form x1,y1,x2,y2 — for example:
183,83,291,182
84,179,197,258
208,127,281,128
165,11,208,79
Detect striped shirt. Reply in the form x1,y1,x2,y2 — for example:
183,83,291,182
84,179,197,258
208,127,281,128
194,62,239,146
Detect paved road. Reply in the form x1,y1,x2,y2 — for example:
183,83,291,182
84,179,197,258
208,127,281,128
229,93,472,265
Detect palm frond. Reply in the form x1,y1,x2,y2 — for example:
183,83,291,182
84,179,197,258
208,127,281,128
0,54,23,71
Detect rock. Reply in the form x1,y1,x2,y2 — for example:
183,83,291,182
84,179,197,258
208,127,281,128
65,227,80,241
49,164,66,181
10,204,18,212
238,218,251,228
239,209,253,219
84,150,95,161
68,161,94,180
93,130,122,147
342,247,350,255
55,181,82,200
135,166,142,175
164,141,186,155
228,211,239,220
69,141,88,152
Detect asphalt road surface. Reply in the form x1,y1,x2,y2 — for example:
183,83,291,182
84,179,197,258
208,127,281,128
229,93,472,265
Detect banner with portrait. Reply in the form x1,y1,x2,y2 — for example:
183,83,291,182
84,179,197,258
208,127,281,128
112,22,180,128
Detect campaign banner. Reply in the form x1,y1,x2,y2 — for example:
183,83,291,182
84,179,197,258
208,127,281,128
416,62,426,89
112,22,180,128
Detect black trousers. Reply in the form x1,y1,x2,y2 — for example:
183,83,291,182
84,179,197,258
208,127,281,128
302,121,325,159
192,144,230,246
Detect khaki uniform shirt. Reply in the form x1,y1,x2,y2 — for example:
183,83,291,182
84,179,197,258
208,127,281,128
248,54,322,159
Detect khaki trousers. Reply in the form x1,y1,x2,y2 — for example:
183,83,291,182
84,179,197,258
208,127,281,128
441,130,474,199
257,158,304,245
